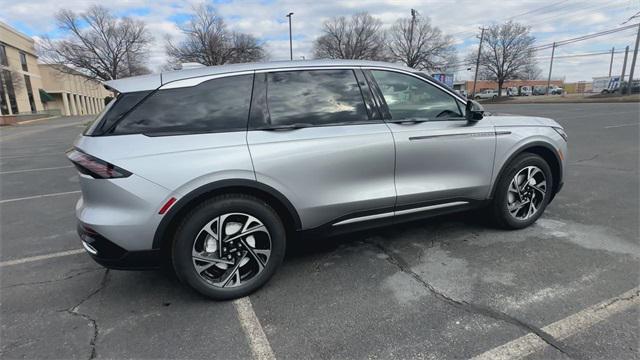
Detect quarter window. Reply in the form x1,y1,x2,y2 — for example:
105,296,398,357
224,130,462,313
265,70,369,127
112,74,253,135
371,70,462,120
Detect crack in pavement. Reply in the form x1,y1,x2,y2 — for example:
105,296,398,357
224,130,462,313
599,290,640,310
1,268,102,290
366,239,577,359
59,269,110,360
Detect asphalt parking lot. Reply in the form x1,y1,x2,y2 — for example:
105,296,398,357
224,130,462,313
1,103,638,360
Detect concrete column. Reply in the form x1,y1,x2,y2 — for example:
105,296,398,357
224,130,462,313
61,92,70,116
81,96,88,115
87,97,94,114
69,93,77,116
77,95,84,115
78,95,87,115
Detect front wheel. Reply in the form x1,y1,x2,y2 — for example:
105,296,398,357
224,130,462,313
172,194,286,300
491,153,553,229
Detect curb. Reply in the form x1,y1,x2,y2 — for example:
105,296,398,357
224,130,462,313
16,116,62,125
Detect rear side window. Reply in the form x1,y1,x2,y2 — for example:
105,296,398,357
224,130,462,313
112,74,253,135
85,92,150,135
371,70,462,120
265,70,368,127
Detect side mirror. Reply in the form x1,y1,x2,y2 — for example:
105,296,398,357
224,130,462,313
465,100,484,122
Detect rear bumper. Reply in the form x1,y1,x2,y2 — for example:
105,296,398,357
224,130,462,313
77,223,161,270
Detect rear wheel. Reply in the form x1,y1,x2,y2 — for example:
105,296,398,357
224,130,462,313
172,194,286,300
491,153,553,229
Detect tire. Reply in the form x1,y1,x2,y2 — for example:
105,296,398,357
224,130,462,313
475,96,481,100
172,194,286,300
491,153,553,229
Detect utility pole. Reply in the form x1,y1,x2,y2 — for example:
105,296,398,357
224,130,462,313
409,9,417,49
546,42,556,95
608,47,615,76
620,46,629,96
286,12,294,61
626,23,640,95
472,27,486,98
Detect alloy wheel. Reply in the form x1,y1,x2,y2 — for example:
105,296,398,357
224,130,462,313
506,166,547,221
191,213,271,288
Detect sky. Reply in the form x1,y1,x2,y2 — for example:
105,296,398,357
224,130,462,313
1,0,638,82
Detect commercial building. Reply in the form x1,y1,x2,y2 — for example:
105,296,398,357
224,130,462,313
39,64,110,117
0,21,44,117
0,21,110,123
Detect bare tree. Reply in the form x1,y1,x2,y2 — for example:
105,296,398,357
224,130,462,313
313,13,386,60
39,5,152,81
387,10,456,72
522,63,543,80
166,5,265,66
468,21,537,96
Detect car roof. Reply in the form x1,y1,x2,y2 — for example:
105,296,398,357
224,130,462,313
103,59,420,93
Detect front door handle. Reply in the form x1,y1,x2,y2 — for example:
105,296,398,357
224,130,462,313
386,118,428,125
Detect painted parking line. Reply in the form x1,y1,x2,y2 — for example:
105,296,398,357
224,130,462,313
604,123,639,129
0,190,80,204
233,297,276,360
0,249,85,267
0,165,74,175
471,287,640,360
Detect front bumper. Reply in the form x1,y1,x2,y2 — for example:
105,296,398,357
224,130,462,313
77,223,161,270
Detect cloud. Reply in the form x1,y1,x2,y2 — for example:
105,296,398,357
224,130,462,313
0,0,637,81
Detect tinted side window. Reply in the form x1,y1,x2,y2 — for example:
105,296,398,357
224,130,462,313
371,70,462,120
265,70,368,127
113,74,253,135
86,91,151,135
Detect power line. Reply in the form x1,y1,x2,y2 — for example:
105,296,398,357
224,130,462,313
532,23,639,51
450,0,628,44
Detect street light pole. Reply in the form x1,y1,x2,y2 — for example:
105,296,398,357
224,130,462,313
286,12,294,61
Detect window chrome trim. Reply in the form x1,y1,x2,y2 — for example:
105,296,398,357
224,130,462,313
160,70,255,89
157,64,467,102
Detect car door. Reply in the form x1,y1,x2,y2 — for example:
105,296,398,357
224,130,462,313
366,69,495,209
247,68,396,229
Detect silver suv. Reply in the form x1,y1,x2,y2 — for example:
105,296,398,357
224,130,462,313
69,60,567,300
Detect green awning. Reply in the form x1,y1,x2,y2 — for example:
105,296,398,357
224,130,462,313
39,89,54,102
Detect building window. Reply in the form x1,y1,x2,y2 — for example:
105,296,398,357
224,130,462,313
24,75,36,113
0,73,8,115
19,52,28,71
0,44,7,66
1,70,18,114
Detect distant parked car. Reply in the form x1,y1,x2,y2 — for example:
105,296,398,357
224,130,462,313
532,86,547,96
475,89,498,100
519,86,532,96
549,86,563,95
611,80,639,94
455,89,468,98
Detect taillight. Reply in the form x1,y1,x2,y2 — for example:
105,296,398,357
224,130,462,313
66,148,132,179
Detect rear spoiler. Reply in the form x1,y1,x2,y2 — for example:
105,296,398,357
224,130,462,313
103,73,162,93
